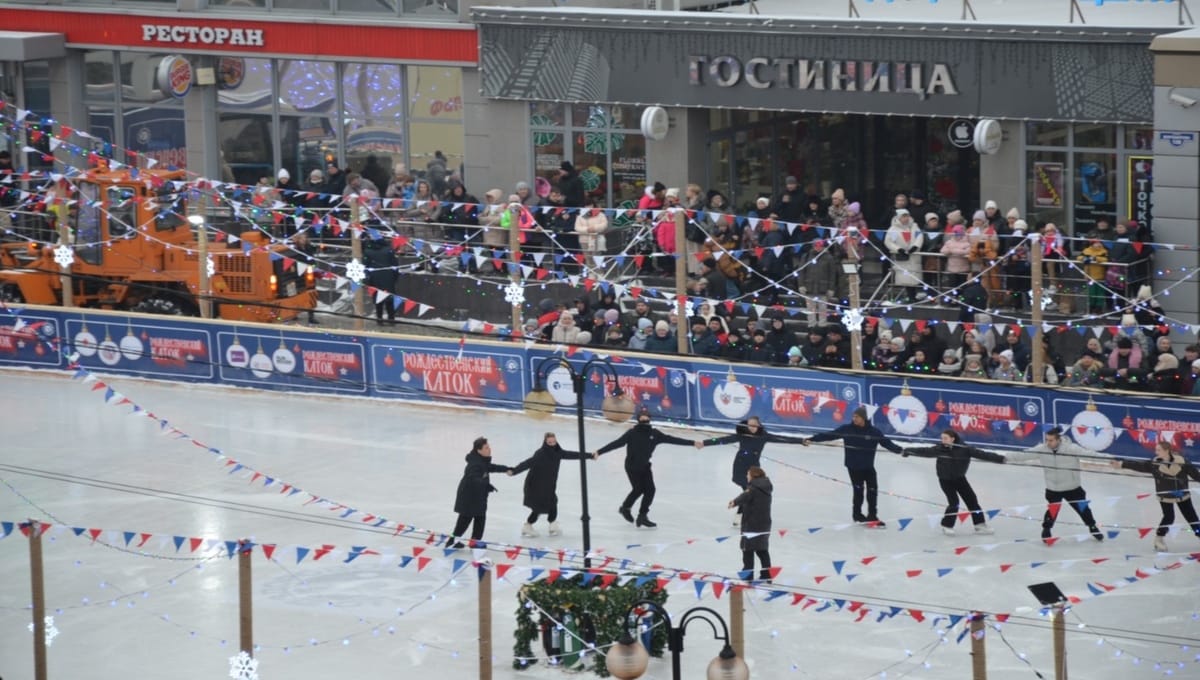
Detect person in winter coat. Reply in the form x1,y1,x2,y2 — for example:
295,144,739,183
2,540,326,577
574,199,609,271
884,209,925,302
699,416,807,525
803,407,905,525
935,349,963,377
839,202,868,266
798,239,841,321
1006,427,1105,542
1148,352,1183,395
729,466,775,582
447,437,514,547
990,349,1021,382
595,408,699,527
1076,238,1110,313
960,353,988,380
940,225,973,291
1065,351,1105,387
1103,335,1146,390
551,311,581,345
510,432,589,538
827,188,849,228
556,160,586,207
1112,439,1200,552
902,429,1006,535
363,236,399,325
627,317,654,351
643,320,678,354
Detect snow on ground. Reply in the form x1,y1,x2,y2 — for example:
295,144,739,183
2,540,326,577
1,369,1197,679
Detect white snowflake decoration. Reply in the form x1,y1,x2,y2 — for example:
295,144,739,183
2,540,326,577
1028,289,1055,311
683,299,695,320
228,650,259,680
840,308,865,332
344,258,366,285
503,281,525,307
28,615,59,646
206,255,216,278
53,244,75,269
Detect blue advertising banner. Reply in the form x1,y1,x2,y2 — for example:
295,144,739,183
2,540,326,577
66,318,213,380
867,380,1046,448
0,313,60,368
216,330,367,394
371,341,526,405
696,366,863,433
1051,396,1200,459
526,350,692,421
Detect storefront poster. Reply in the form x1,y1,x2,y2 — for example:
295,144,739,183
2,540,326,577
867,382,1045,447
217,331,365,393
67,319,212,379
696,367,862,432
1127,156,1153,232
1033,162,1064,208
371,343,524,403
0,314,60,367
1051,397,1200,456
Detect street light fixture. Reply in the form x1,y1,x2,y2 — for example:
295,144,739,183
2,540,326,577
523,356,635,567
605,600,750,680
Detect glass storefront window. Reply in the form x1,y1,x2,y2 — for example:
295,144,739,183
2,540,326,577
124,107,187,169
709,137,732,204
278,60,337,180
1073,151,1117,235
1026,121,1068,147
342,64,405,185
272,0,329,10
208,0,268,7
218,58,273,185
571,132,609,205
533,132,564,197
530,102,565,128
407,66,464,190
734,126,774,211
1074,124,1116,149
1125,127,1153,151
611,134,646,206
338,0,397,14
84,51,115,103
1026,150,1068,230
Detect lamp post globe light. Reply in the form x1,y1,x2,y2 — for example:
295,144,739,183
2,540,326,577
522,356,635,567
605,601,749,680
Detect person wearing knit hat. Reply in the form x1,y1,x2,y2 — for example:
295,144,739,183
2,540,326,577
802,406,904,526
945,209,964,226
990,349,1021,381
827,187,849,228
983,200,1004,231
665,187,680,200
925,212,939,225
594,404,702,527
643,318,677,354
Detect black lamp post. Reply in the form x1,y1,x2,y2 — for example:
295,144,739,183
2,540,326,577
605,600,750,680
523,356,634,568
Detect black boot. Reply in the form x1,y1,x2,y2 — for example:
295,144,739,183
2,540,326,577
636,513,657,528
619,506,635,524
1089,525,1104,542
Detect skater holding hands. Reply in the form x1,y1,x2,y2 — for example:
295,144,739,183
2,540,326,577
510,432,589,538
447,437,514,548
1112,439,1200,552
802,407,904,526
698,415,808,525
1006,427,1106,543
729,466,774,582
902,429,1005,535
594,407,700,528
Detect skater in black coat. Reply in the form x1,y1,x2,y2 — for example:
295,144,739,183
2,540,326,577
902,429,1006,536
595,407,699,528
1112,439,1200,552
803,407,904,525
510,432,588,538
729,466,774,582
447,437,513,547
699,416,807,526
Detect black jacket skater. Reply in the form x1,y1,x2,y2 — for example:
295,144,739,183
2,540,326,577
453,450,511,516
596,422,693,470
511,442,586,513
704,420,807,487
732,475,773,551
904,442,1006,480
808,422,904,470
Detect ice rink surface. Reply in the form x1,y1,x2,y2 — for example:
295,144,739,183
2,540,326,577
1,369,1198,679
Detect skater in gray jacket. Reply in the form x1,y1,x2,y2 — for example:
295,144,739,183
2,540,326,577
1006,427,1106,543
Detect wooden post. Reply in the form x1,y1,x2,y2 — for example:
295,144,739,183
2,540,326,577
57,220,73,308
729,587,745,659
350,197,365,331
192,194,212,319
673,207,689,354
847,266,863,370
1052,603,1067,680
509,206,522,333
238,540,254,659
28,520,48,680
1029,235,1045,384
478,564,493,680
970,612,987,680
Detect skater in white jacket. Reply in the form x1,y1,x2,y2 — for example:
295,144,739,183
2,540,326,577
1006,427,1106,543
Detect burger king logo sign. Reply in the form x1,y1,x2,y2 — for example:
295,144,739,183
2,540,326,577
156,55,194,98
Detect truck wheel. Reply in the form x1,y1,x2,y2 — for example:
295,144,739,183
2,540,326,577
0,283,24,303
132,295,195,316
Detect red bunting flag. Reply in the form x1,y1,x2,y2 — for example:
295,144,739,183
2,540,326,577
313,544,335,561
261,544,276,561
906,570,923,578
791,593,806,606
712,582,726,599
416,557,432,572
189,537,203,552
909,609,926,623
496,564,514,580
860,557,876,566
1000,564,1013,573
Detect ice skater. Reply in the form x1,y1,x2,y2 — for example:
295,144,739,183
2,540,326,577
698,415,807,525
447,437,514,548
509,432,589,538
902,429,1006,535
1112,439,1200,552
594,407,699,528
1006,427,1106,543
802,407,904,526
729,466,774,582
801,407,902,530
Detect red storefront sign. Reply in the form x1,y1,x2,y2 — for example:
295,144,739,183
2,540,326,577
0,8,477,64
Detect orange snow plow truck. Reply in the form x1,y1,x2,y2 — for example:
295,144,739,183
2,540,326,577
0,168,317,323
